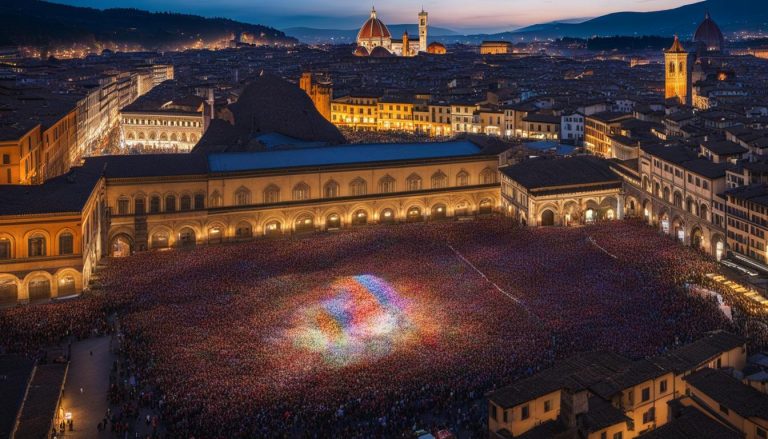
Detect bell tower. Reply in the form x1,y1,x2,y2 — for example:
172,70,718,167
665,35,692,105
418,8,428,52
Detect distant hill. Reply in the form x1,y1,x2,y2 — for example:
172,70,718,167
0,0,296,51
496,0,767,40
284,25,460,45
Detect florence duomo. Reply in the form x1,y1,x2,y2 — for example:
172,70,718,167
3,0,768,438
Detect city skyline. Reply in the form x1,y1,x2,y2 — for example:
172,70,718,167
53,0,699,32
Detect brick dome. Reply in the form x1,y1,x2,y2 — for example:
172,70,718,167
358,8,391,41
694,12,724,52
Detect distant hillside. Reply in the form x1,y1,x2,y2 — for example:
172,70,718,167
284,25,460,45
0,0,296,51
503,0,766,40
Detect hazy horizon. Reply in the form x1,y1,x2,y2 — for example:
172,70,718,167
51,0,700,33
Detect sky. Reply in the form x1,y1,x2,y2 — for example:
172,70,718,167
53,0,699,32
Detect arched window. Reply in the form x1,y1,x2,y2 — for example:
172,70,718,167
350,178,367,196
323,180,340,198
669,62,675,73
234,187,251,206
165,195,176,212
379,175,396,193
431,171,448,189
406,173,423,191
180,195,192,211
235,222,253,239
292,183,311,201
117,197,130,215
700,204,708,220
209,191,223,208
662,187,670,202
263,185,280,203
150,196,161,213
480,167,497,184
456,170,470,186
194,194,205,210
134,197,146,215
28,234,46,257
59,232,74,255
0,238,10,259
673,191,682,208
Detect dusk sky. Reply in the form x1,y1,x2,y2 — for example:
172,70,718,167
54,0,698,32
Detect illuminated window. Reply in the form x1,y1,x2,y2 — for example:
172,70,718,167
350,178,367,196
292,183,311,201
117,198,129,215
263,185,280,204
431,171,447,189
379,175,396,193
28,234,46,257
406,173,422,191
234,187,251,206
323,180,340,198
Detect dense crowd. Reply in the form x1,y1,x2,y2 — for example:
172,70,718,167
0,218,756,437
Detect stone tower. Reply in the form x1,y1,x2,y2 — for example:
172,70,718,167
665,35,692,105
402,30,410,56
418,8,428,52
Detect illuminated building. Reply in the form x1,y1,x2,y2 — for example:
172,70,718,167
693,12,725,53
480,41,512,55
427,42,447,55
487,331,746,439
299,72,332,121
664,36,692,105
331,94,380,131
120,103,206,153
500,156,624,227
355,7,434,57
584,112,632,157
451,102,480,134
377,98,415,131
521,113,560,140
0,140,501,304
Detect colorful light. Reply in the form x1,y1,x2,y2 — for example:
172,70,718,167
285,275,414,366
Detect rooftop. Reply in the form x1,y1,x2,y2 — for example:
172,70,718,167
500,156,621,191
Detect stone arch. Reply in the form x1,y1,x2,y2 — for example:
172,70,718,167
406,205,424,222
624,195,639,218
600,196,618,220
170,133,178,141
234,220,254,239
205,221,227,244
379,206,397,224
23,271,54,302
149,226,173,249
177,226,197,247
55,228,77,256
294,212,316,233
690,225,705,250
478,198,494,215
541,209,556,226
673,190,683,208
711,232,727,261
0,274,21,305
326,212,342,229
672,216,686,242
262,217,284,236
641,175,650,192
699,203,709,222
642,199,653,223
454,199,474,217
109,232,134,257
159,132,168,141
563,200,580,226
54,268,82,296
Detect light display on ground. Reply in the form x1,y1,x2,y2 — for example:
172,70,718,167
285,275,417,366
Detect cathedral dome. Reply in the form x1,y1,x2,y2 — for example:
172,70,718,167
353,46,369,57
358,8,391,41
369,46,393,57
427,42,446,55
694,12,724,52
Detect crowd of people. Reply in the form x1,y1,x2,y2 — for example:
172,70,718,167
0,218,760,438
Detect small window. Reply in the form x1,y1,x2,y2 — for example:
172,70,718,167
659,380,667,394
194,194,205,210
117,198,129,215
544,400,552,412
135,198,145,215
601,433,607,439
165,195,176,212
613,433,623,439
641,387,650,402
0,238,11,259
150,196,161,213
2,154,10,164
643,407,655,423
180,195,192,211
521,405,530,420
28,234,46,257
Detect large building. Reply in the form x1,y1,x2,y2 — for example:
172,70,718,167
355,7,431,57
0,139,501,305
665,36,692,105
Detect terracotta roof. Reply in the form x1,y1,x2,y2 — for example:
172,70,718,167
358,8,391,41
667,35,687,53
694,12,725,52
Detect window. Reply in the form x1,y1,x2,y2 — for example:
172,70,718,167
457,171,469,186
481,167,497,184
613,433,623,439
59,232,74,255
135,198,145,215
600,433,607,439
263,185,280,203
117,198,129,215
234,188,251,206
379,175,396,193
350,178,367,196
2,154,9,164
431,171,448,189
641,387,650,402
292,183,310,201
180,195,192,211
28,234,46,257
194,194,205,210
406,173,422,191
323,180,340,198
659,380,667,394
642,407,655,423
210,191,223,208
165,195,176,212
544,400,552,412
521,405,530,420
0,238,10,259
149,196,161,213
